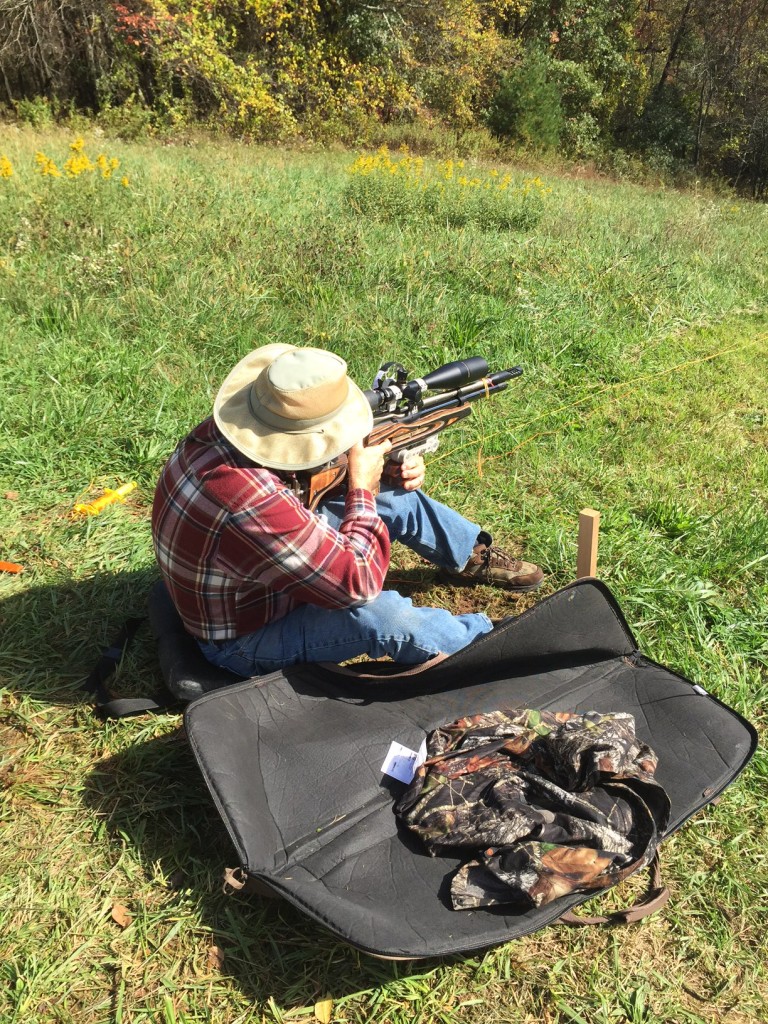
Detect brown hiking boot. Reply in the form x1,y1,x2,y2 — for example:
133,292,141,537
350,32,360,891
441,540,544,593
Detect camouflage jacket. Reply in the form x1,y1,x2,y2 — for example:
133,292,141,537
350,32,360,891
395,709,670,911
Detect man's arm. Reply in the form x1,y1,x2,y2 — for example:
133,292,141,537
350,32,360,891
206,441,393,611
349,439,426,492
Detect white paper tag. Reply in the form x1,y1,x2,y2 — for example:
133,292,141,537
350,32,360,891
381,738,428,784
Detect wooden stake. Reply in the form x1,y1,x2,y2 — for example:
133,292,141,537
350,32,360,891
577,508,600,578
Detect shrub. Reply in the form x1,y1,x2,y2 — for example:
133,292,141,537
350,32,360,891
633,84,697,160
561,113,603,160
486,51,563,151
96,96,159,140
14,96,57,128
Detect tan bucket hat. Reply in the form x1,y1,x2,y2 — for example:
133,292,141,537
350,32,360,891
213,344,374,471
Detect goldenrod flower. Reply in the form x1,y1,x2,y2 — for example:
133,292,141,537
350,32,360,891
344,151,549,230
64,152,95,177
120,175,130,188
70,137,85,153
35,152,61,177
0,156,13,178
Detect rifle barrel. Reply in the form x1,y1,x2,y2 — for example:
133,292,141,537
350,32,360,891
407,367,522,414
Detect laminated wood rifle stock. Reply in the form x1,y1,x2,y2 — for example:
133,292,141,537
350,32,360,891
298,404,473,510
290,357,522,510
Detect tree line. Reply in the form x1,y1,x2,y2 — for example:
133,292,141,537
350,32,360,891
1,0,766,195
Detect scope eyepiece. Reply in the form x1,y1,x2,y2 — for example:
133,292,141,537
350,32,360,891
363,385,398,410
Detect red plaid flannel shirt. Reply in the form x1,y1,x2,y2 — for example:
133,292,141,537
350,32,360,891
151,417,391,641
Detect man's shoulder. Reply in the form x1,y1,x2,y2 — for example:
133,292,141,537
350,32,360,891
173,418,255,475
188,420,284,509
203,460,280,510
159,416,294,518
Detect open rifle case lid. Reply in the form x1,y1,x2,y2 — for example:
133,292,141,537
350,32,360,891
182,579,756,959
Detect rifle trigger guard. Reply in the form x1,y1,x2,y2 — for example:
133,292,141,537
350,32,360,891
390,434,440,464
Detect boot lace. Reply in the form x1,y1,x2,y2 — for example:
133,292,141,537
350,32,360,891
481,544,523,572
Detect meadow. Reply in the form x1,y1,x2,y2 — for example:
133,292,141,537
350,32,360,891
0,127,766,1023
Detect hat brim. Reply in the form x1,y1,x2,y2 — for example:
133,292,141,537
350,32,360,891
213,344,374,471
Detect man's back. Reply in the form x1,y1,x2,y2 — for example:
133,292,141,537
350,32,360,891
152,416,390,642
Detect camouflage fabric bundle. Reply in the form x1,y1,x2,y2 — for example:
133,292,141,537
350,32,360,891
395,709,671,911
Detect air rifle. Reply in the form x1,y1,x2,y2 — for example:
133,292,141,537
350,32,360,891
290,356,523,511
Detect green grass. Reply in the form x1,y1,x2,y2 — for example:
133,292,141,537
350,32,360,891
1,127,767,1023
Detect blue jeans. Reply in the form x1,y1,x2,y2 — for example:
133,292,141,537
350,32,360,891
199,487,493,676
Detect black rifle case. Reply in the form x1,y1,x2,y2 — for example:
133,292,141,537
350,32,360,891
179,579,756,959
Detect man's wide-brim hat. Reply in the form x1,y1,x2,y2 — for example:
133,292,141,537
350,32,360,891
213,344,373,471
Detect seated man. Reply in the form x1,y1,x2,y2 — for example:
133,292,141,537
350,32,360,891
151,344,543,677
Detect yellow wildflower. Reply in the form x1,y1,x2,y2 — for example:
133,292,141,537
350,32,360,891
35,152,61,177
96,154,111,178
64,152,95,177
120,175,130,188
0,155,13,178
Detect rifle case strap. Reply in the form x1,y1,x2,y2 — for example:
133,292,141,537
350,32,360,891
558,852,670,926
81,616,181,719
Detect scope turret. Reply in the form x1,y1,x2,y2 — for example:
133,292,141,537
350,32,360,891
364,356,491,410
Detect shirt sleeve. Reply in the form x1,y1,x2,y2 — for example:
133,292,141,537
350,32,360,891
203,465,391,610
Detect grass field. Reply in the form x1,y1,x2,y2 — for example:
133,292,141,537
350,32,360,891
1,127,766,1023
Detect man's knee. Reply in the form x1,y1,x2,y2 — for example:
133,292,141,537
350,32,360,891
354,588,416,625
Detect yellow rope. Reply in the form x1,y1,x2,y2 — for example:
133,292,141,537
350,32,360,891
432,335,764,468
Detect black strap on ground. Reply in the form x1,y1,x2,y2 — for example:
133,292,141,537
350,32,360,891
81,617,181,718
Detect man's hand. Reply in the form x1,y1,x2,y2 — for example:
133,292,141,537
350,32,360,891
383,453,426,492
347,439,392,494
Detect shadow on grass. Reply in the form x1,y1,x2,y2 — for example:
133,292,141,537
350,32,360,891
0,565,446,709
0,567,164,705
1,569,456,1000
81,732,454,1004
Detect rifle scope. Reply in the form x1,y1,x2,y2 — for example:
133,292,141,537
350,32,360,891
364,357,490,410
